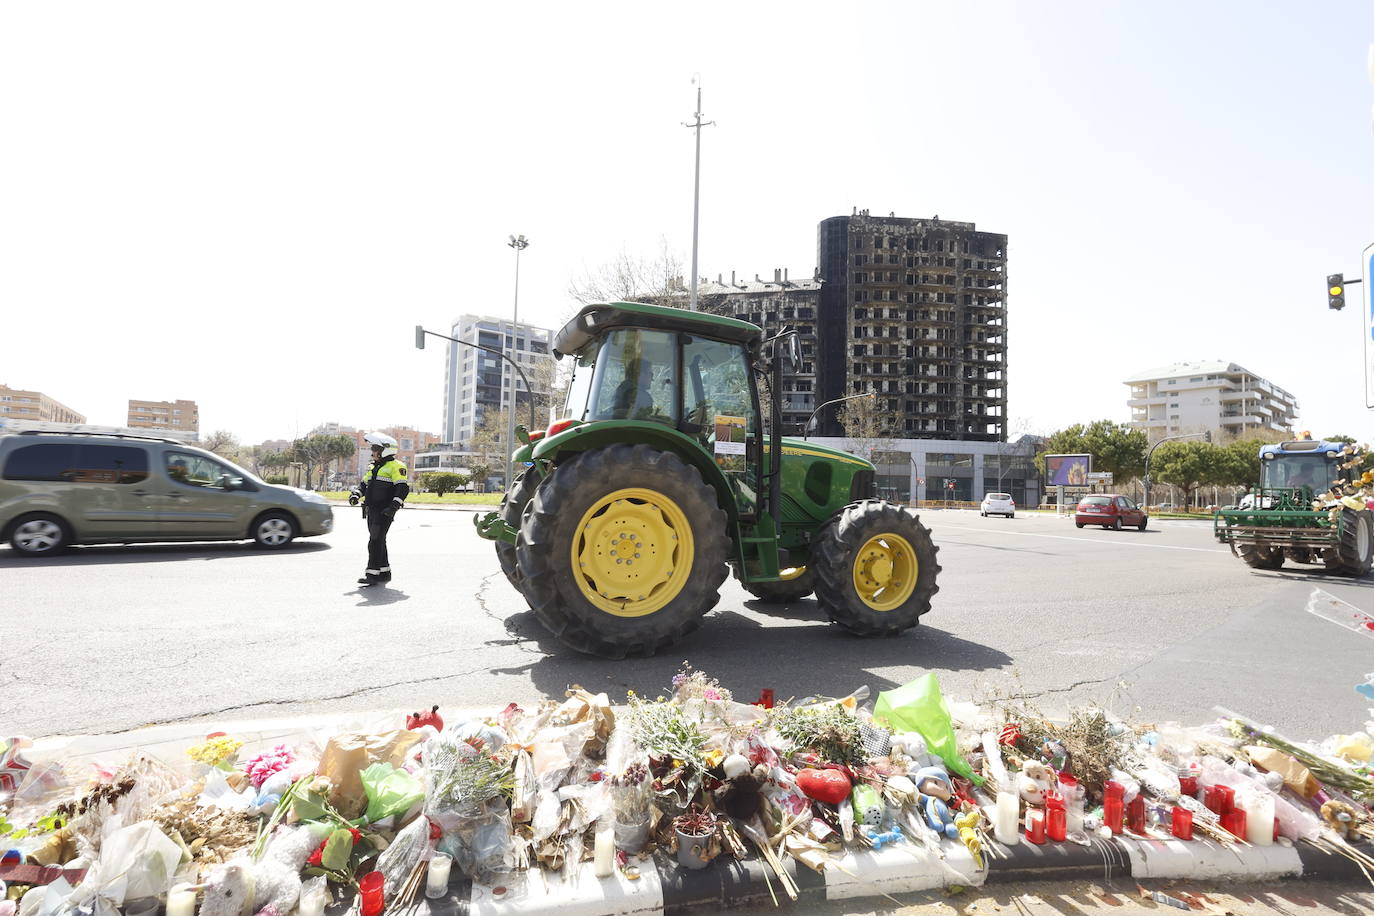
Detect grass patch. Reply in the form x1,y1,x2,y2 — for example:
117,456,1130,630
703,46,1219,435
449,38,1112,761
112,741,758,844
319,491,502,505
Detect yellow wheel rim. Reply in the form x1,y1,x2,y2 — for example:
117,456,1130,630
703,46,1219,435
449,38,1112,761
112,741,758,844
571,487,694,617
851,534,918,611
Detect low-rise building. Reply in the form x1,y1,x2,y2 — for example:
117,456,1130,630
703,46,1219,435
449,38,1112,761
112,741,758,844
1125,361,1298,441
0,385,85,424
128,398,200,436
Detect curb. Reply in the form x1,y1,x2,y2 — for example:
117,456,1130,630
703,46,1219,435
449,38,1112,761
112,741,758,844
363,834,1372,916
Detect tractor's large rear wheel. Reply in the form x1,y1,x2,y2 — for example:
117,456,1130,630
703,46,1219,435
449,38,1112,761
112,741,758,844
496,470,539,594
1333,508,1373,577
812,500,940,636
1236,543,1284,570
740,566,815,603
517,444,729,658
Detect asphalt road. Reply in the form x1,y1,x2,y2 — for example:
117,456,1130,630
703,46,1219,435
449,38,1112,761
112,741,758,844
4,507,1371,740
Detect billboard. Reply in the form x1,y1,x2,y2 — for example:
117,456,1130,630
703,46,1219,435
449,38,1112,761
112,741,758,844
1044,453,1092,487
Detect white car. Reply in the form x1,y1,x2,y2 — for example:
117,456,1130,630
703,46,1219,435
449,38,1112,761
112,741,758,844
981,492,1015,518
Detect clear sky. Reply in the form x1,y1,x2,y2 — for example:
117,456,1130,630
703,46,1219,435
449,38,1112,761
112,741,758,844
3,1,1372,444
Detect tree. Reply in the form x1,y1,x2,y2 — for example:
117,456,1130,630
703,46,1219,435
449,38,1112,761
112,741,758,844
255,448,290,477
199,430,248,466
467,463,492,493
289,434,356,489
567,238,686,310
1152,441,1225,509
421,471,468,497
837,390,893,460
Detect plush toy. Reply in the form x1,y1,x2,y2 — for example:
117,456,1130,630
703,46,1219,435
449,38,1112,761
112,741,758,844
405,706,444,732
714,754,766,820
797,768,851,805
1017,761,1056,806
850,784,885,827
914,766,960,839
198,862,252,916
1321,800,1361,840
890,733,941,770
954,807,984,868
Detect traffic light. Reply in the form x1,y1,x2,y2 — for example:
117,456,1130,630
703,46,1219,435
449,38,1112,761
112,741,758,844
1204,430,1212,443
1328,274,1346,310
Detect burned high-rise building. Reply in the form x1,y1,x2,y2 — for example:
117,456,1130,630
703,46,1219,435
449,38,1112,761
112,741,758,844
815,211,1007,440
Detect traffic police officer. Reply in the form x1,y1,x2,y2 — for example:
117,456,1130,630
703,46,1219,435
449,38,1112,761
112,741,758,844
357,431,409,586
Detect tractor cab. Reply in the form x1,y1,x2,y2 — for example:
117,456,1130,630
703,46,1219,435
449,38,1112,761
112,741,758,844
1257,439,1346,502
473,301,941,659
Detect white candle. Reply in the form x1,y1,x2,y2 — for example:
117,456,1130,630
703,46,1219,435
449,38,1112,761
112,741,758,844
994,792,1020,845
425,854,453,899
298,890,327,916
593,827,615,878
166,886,197,916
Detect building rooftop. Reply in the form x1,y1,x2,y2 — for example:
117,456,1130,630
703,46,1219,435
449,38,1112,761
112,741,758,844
1124,360,1260,384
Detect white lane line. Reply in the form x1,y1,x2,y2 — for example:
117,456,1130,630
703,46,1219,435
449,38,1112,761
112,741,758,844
934,524,1228,553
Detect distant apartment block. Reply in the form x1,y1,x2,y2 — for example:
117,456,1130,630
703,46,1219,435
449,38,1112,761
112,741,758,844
128,398,199,435
1125,361,1298,441
442,315,554,447
0,385,85,424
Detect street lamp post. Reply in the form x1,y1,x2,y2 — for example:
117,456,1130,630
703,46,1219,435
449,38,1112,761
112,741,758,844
506,235,529,488
803,391,877,441
414,325,537,490
683,77,714,311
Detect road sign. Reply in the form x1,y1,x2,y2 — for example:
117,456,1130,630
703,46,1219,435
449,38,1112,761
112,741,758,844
1087,471,1113,485
1365,242,1374,408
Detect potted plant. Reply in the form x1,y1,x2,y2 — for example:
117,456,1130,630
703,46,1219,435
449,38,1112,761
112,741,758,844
671,806,717,870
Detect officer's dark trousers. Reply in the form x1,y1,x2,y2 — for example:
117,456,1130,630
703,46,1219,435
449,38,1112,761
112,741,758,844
366,512,394,574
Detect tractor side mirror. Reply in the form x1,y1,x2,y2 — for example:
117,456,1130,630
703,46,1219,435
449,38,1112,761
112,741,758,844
784,331,802,375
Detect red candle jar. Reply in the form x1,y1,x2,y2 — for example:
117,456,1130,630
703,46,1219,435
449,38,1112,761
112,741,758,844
1171,806,1193,840
1045,792,1067,842
1221,808,1248,841
359,871,385,916
1204,784,1234,816
1025,808,1047,845
1177,769,1199,797
1126,796,1146,834
1103,781,1125,835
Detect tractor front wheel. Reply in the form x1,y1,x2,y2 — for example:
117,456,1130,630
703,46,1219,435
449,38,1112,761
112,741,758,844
1237,543,1284,570
812,500,940,636
517,444,729,658
1334,508,1373,577
496,470,539,594
740,566,815,603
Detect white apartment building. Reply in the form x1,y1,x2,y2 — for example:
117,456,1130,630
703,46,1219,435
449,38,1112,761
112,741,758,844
441,315,554,447
1125,360,1299,441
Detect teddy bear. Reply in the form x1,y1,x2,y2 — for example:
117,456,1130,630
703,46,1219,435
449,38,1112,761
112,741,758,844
198,825,323,916
1320,800,1361,840
890,733,942,771
1017,760,1056,806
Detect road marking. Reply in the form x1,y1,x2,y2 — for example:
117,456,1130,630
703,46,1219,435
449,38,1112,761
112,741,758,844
1306,587,1374,639
934,524,1228,553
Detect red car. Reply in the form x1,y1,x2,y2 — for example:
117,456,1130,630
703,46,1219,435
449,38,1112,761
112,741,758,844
1074,494,1148,531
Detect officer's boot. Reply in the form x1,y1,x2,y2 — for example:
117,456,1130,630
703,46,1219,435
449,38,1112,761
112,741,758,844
357,570,382,587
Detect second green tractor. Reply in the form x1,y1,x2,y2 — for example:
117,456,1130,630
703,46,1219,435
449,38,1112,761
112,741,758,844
476,301,941,658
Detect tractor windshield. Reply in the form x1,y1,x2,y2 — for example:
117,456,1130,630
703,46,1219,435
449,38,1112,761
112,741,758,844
1261,455,1337,492
586,329,678,424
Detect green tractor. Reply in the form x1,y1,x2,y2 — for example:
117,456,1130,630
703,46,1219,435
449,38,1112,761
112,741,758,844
474,301,941,658
1213,437,1372,575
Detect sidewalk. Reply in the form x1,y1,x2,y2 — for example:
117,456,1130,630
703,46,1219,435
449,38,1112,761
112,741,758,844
325,499,493,513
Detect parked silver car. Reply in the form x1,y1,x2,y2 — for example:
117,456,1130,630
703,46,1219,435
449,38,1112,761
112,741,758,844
0,431,333,556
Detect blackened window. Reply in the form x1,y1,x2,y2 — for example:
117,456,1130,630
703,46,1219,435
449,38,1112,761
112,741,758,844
874,235,883,249
4,444,77,481
80,445,149,484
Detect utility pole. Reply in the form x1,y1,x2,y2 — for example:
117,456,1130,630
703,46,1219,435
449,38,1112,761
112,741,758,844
506,235,529,489
683,76,714,311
